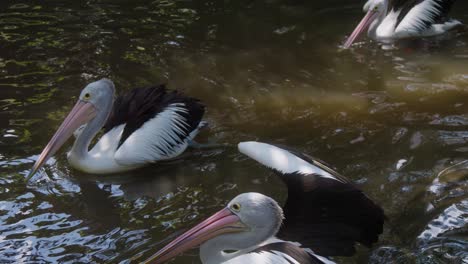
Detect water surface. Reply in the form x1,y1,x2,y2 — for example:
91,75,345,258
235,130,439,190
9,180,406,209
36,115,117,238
1,0,467,263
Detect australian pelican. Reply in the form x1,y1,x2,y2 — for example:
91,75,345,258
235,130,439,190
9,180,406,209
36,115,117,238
28,78,205,179
344,0,461,48
143,142,385,264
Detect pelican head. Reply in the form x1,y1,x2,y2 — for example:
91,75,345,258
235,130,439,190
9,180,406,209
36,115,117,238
343,0,387,48
27,78,115,180
143,192,284,264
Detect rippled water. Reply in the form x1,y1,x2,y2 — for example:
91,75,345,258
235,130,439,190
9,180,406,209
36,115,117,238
1,0,467,263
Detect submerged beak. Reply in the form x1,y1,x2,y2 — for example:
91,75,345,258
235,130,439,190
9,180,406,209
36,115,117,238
142,208,247,264
27,100,97,181
343,9,379,49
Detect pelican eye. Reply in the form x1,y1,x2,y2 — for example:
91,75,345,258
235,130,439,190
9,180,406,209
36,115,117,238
84,93,91,100
374,6,379,11
231,203,241,212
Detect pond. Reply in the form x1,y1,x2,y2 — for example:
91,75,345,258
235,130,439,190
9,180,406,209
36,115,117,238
0,0,467,263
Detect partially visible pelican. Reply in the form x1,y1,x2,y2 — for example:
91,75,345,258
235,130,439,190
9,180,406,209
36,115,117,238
344,0,461,48
143,142,385,264
28,78,205,179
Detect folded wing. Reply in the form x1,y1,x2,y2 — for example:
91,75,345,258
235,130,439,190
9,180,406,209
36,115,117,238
393,0,457,34
104,85,204,165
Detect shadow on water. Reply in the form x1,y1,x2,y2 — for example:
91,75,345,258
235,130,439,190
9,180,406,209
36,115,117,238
0,0,468,263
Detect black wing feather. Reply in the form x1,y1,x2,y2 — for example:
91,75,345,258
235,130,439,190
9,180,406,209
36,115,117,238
103,85,205,149
277,172,385,256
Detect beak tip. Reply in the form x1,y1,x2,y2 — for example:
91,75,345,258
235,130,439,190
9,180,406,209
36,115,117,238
25,162,41,182
25,169,36,182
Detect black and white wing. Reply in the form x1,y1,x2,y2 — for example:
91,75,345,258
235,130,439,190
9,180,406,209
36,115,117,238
103,85,205,165
239,242,335,264
238,142,385,257
392,0,457,35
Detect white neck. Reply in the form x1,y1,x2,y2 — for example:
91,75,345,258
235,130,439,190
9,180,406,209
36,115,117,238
199,225,282,264
368,2,390,39
67,102,113,173
70,116,102,159
200,240,234,264
200,237,283,264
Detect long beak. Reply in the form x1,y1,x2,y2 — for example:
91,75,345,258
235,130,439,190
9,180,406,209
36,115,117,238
27,100,97,181
142,208,247,264
343,10,379,49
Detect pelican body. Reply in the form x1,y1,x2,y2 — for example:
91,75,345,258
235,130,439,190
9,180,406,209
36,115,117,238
344,0,461,48
143,142,385,264
28,79,205,178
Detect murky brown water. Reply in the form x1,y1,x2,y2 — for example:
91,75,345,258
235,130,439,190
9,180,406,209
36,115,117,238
1,0,467,263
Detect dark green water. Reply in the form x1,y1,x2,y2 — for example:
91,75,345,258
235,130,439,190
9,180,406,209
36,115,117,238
1,0,467,263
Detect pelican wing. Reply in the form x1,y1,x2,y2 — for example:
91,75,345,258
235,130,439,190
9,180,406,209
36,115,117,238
277,173,384,256
244,242,334,264
104,85,204,165
393,0,457,34
238,142,348,184
238,142,385,257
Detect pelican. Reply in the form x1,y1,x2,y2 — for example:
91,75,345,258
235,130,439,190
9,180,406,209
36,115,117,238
143,142,385,264
27,78,205,179
344,0,461,48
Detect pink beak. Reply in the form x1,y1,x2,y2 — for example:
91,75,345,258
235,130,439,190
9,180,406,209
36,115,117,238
343,9,379,49
27,100,97,181
142,208,246,264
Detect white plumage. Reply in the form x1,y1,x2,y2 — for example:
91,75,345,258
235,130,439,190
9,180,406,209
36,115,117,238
69,124,136,174
375,10,400,39
224,249,306,264
238,142,339,182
